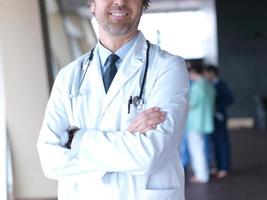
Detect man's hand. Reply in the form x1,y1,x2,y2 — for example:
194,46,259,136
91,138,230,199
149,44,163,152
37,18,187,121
127,107,166,133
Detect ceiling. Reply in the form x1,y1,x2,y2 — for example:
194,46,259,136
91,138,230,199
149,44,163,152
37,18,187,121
147,0,204,12
57,0,204,13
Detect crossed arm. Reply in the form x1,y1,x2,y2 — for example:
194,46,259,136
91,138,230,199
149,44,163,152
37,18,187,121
37,57,189,180
38,106,167,179
67,107,166,146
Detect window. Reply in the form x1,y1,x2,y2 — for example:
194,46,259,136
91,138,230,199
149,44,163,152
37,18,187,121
91,11,208,59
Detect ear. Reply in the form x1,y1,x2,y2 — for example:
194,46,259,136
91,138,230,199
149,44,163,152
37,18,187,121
90,2,96,13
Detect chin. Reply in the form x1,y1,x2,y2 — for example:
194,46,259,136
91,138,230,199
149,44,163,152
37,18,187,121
107,26,132,36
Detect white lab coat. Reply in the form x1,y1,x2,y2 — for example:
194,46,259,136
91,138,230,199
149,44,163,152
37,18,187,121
37,32,189,200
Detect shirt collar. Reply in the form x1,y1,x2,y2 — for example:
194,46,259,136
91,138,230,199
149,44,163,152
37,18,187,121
97,33,139,66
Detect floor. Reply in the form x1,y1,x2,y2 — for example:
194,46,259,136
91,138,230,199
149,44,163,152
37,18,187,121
12,129,267,200
185,129,267,200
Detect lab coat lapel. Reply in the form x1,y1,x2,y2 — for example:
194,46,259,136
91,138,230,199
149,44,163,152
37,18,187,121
100,34,148,118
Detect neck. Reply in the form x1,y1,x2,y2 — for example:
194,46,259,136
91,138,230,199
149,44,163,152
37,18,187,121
99,30,138,52
194,75,203,81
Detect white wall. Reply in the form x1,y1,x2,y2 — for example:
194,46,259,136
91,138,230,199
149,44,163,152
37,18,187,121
0,40,8,200
0,0,57,198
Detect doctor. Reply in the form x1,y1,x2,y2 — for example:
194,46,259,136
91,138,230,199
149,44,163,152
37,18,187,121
37,0,189,199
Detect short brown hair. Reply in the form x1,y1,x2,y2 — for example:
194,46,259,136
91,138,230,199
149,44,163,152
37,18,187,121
143,0,151,10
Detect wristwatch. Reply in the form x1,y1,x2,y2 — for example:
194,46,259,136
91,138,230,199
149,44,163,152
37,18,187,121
65,126,80,149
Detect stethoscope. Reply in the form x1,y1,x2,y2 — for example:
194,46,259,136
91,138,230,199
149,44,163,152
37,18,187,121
78,40,150,114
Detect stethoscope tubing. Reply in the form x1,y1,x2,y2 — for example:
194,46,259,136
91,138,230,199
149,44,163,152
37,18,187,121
138,40,150,100
78,47,95,91
77,40,150,104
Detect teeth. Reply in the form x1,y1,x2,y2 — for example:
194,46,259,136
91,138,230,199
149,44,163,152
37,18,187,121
111,13,127,17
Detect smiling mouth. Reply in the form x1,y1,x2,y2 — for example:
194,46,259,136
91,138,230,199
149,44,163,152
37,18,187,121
109,8,129,17
110,12,128,17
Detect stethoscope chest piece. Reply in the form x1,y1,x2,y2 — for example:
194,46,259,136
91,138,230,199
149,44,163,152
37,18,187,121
132,96,144,110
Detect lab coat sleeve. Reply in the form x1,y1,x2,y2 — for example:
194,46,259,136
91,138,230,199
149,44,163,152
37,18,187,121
37,69,88,180
74,56,189,175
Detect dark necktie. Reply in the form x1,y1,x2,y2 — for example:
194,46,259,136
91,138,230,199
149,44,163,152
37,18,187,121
103,54,119,93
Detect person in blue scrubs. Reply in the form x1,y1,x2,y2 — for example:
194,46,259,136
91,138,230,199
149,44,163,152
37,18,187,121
205,65,234,178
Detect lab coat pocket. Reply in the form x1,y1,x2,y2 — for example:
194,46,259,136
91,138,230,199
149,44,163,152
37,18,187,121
138,188,179,200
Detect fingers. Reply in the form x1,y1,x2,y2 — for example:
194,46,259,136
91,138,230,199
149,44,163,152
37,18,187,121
136,107,165,122
127,107,166,133
135,112,166,131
